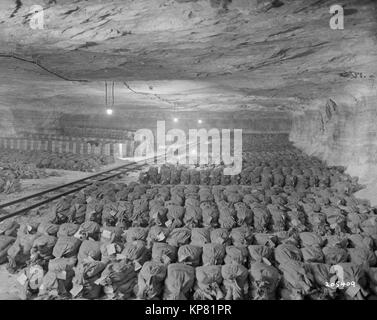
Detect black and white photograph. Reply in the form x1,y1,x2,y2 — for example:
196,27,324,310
0,0,376,307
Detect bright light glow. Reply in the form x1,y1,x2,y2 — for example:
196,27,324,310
106,109,113,115
173,118,178,123
198,119,203,124
191,149,197,155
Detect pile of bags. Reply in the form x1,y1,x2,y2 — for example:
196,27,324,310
0,149,114,173
0,146,376,300
0,150,53,179
34,152,114,172
0,174,22,194
138,149,360,194
2,209,377,300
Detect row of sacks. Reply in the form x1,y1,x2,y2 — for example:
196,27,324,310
33,152,114,172
37,180,376,236
0,149,62,178
17,259,251,300
2,216,377,276
242,148,342,169
138,165,356,189
138,160,358,193
0,149,114,172
10,243,377,300
0,162,53,180
242,150,355,192
3,213,377,267
161,261,377,300
23,260,377,300
2,217,377,299
0,155,59,195
73,179,359,203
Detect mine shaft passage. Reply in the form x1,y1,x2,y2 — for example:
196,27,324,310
0,0,376,302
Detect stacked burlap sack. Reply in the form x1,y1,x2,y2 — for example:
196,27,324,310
0,148,376,300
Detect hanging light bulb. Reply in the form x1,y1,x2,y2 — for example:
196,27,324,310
198,119,203,124
104,81,115,116
173,118,178,123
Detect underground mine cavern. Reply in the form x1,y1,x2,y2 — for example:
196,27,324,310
0,0,376,302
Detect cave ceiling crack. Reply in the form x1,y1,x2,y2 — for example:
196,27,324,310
0,53,88,82
123,81,187,111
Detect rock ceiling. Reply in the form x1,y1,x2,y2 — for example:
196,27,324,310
0,0,375,119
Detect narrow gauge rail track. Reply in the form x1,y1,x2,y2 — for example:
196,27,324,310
0,155,162,222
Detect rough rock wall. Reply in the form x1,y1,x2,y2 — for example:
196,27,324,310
0,109,61,136
290,84,377,204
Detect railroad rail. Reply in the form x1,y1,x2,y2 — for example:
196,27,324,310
0,154,163,222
